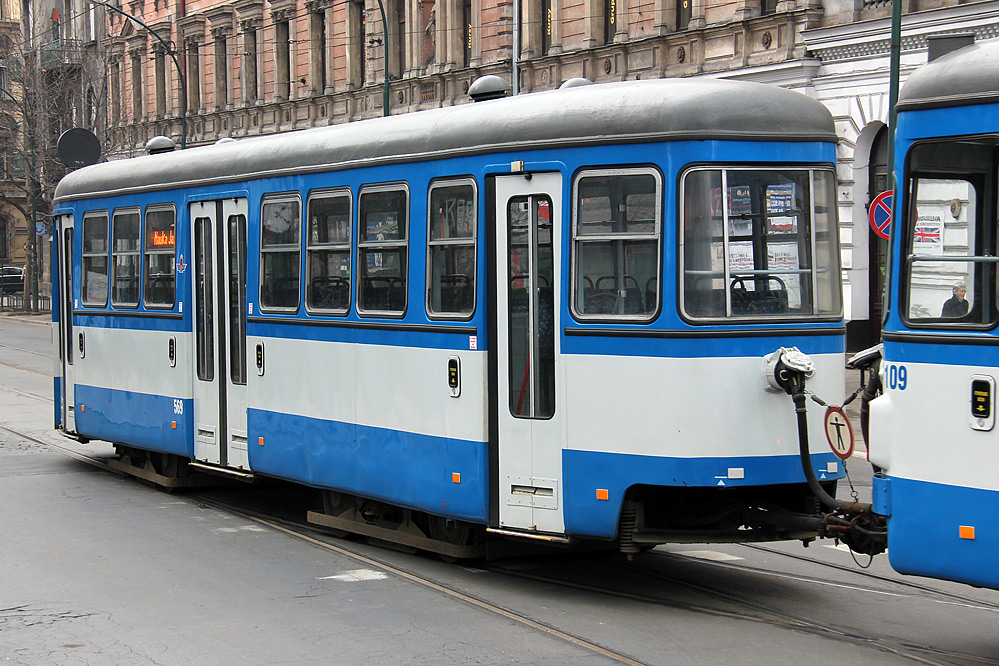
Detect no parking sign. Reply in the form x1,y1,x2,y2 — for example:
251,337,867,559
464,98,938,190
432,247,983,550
869,191,893,240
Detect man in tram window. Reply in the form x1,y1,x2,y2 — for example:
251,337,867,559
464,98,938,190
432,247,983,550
941,281,969,318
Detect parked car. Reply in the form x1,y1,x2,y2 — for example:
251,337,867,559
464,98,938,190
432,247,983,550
0,266,24,294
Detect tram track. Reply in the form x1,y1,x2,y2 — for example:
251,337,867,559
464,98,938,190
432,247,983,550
7,420,997,666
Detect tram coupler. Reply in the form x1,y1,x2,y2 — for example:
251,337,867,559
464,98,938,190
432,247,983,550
765,347,888,557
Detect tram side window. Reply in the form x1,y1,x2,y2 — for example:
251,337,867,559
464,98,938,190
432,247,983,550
81,212,109,306
259,195,301,311
358,186,408,315
111,209,140,307
427,180,475,318
144,207,176,307
904,139,998,327
572,169,661,320
681,168,841,320
306,192,351,313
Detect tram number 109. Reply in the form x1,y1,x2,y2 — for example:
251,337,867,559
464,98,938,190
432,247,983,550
885,364,908,391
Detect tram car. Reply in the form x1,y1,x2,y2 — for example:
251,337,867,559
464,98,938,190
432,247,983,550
52,77,847,557
866,37,999,588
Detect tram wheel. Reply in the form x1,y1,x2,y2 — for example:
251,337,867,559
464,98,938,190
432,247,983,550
320,490,351,538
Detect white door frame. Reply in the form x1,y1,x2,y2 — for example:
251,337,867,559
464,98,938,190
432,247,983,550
493,173,565,535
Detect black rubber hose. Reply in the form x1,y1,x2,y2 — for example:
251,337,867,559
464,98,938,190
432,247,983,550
792,383,871,514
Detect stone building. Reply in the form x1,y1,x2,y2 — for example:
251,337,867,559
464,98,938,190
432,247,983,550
31,0,999,345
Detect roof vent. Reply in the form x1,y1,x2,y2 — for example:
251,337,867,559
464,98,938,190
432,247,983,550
926,33,975,62
145,136,177,154
215,137,237,145
559,78,594,89
468,75,511,102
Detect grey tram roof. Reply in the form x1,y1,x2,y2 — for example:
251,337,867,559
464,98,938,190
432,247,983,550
898,39,999,112
54,78,836,204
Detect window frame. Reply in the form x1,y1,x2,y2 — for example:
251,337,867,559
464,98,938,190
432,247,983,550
357,182,410,318
81,210,110,308
258,192,303,314
900,135,999,331
142,204,177,309
569,166,663,323
678,165,842,323
304,187,353,316
110,207,141,309
426,177,477,321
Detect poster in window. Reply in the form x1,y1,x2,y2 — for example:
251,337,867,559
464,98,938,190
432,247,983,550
767,242,801,308
912,215,943,256
766,184,797,234
728,186,753,236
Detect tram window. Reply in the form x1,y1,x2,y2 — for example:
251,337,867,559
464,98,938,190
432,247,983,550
571,169,661,321
306,191,351,314
259,195,301,312
427,180,475,318
358,186,408,315
903,138,999,328
680,168,841,320
143,207,176,308
110,209,140,307
81,212,109,306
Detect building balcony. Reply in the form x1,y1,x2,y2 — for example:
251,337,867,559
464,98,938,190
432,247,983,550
40,39,83,71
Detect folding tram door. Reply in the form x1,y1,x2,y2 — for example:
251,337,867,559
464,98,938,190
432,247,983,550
56,214,76,432
191,199,251,471
492,173,566,536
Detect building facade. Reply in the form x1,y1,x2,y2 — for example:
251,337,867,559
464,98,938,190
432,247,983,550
32,0,999,343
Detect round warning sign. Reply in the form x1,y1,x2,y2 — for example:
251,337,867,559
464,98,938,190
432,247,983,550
824,406,855,461
869,190,893,240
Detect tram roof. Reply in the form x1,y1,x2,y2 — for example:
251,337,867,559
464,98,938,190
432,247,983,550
898,39,999,112
55,78,836,203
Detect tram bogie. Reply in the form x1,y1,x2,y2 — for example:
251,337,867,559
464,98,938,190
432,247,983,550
53,77,848,557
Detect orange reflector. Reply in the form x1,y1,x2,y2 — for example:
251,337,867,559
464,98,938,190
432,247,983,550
80,405,85,412
960,525,976,540
452,472,461,483
596,489,609,501
171,421,176,429
258,437,264,446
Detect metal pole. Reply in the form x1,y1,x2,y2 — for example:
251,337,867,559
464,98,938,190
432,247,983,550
374,0,390,116
90,0,187,149
512,0,520,94
887,0,902,190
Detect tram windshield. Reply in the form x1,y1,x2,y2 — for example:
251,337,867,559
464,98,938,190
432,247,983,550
681,167,841,321
903,138,999,328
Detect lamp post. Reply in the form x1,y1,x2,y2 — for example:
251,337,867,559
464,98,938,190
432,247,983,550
374,0,390,116
90,0,187,149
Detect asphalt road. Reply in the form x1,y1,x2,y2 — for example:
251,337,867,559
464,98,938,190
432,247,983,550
2,316,998,665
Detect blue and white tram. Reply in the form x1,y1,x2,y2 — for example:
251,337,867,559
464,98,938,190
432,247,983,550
868,38,999,588
52,78,847,556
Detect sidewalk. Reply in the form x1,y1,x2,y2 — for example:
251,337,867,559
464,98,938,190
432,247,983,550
0,310,52,326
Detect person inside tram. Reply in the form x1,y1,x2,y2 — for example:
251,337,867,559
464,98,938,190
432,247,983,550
941,281,969,318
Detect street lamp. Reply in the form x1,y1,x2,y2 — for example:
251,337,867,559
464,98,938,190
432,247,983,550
373,0,390,116
89,0,187,149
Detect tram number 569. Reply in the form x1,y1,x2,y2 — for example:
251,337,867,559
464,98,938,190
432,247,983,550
885,364,908,391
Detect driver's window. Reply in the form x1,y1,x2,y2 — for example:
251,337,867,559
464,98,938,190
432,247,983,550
571,168,661,321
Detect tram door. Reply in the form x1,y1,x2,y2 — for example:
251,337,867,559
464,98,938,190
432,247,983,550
56,214,76,432
192,199,250,470
493,173,565,535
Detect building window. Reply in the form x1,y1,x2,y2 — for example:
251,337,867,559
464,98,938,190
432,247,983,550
306,190,351,313
130,51,142,120
187,40,201,111
214,30,229,109
761,0,777,14
309,10,327,93
358,185,408,315
243,25,258,104
427,180,476,318
259,195,301,311
275,19,291,100
82,212,109,306
111,209,140,307
677,0,691,30
144,206,176,307
572,169,661,320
